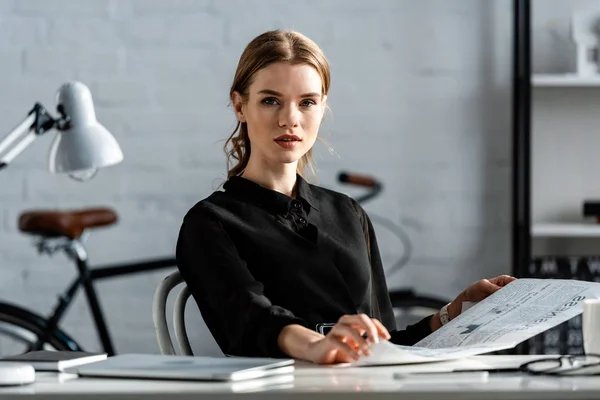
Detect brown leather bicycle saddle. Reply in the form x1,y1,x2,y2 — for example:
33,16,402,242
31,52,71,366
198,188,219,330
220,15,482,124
18,208,118,239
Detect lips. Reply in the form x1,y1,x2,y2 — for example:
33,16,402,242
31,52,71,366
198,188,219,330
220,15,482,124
274,134,301,142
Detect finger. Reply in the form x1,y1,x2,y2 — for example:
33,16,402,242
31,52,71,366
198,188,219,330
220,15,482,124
357,314,380,344
494,275,516,286
481,279,501,293
318,339,360,364
340,314,379,344
329,324,370,354
469,279,500,301
488,275,508,287
320,348,338,365
332,340,362,363
371,318,391,340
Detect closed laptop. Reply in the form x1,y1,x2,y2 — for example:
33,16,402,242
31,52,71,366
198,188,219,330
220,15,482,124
65,354,295,382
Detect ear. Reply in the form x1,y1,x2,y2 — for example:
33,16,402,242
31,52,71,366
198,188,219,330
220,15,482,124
321,95,328,118
232,91,247,123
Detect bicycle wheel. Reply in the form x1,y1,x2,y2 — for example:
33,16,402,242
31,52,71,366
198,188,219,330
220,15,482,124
389,290,449,331
0,301,82,356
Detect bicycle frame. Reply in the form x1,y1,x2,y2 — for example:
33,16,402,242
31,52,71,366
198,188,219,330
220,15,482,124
31,238,176,356
337,172,412,276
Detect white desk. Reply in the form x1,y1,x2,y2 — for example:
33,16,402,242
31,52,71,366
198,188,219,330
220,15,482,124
0,355,599,400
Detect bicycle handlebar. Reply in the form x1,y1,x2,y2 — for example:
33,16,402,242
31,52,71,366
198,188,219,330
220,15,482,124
337,171,383,204
337,172,379,188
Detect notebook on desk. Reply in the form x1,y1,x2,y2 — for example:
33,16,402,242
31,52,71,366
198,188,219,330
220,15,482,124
64,354,295,382
0,350,107,372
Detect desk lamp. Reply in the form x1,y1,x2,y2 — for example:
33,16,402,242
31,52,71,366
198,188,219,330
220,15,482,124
0,81,123,180
0,82,123,386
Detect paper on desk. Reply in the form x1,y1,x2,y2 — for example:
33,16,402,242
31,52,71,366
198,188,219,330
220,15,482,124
353,341,510,366
355,278,600,366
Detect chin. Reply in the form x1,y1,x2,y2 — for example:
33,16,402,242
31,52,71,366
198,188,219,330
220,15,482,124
277,156,302,165
275,149,306,164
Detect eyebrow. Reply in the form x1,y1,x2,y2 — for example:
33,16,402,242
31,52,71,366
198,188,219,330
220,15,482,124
257,89,321,98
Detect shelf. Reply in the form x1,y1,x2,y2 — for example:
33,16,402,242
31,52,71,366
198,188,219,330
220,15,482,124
532,223,600,237
532,74,600,87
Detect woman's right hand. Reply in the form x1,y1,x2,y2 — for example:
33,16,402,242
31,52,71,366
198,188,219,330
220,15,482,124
304,314,391,364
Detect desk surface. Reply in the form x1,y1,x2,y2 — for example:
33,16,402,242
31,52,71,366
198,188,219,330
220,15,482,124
0,355,599,400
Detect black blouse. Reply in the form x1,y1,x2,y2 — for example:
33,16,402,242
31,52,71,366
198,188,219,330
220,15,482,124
176,174,432,358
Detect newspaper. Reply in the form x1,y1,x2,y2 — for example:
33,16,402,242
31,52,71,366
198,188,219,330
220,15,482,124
355,278,600,366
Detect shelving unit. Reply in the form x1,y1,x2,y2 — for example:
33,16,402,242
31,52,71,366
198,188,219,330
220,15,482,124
512,0,531,281
532,74,600,87
529,70,600,240
513,0,600,356
532,223,600,237
513,3,600,268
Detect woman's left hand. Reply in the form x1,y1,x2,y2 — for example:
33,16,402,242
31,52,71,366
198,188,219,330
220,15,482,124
459,275,516,305
432,275,517,330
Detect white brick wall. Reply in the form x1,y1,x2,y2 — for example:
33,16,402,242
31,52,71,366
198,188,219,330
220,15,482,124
0,0,527,355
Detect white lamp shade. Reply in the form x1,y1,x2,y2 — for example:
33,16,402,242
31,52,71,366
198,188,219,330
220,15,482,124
49,122,123,174
48,82,123,174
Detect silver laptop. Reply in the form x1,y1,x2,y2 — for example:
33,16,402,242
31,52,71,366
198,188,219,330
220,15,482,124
65,354,295,382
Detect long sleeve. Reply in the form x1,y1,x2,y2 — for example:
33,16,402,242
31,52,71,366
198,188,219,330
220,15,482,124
176,206,307,358
351,199,433,345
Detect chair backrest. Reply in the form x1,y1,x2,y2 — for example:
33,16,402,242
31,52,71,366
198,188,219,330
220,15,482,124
152,270,193,355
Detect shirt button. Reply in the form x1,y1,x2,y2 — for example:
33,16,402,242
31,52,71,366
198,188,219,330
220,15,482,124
298,217,307,224
292,201,301,210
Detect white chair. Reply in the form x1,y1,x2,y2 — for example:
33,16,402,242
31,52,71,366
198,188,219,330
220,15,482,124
152,270,193,355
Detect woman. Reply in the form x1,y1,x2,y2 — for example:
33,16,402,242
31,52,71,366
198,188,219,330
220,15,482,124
176,29,515,364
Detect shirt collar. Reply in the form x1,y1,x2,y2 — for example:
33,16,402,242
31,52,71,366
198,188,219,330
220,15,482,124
295,175,318,212
223,174,319,215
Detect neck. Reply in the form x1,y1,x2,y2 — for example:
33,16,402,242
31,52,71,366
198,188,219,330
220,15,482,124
241,157,298,197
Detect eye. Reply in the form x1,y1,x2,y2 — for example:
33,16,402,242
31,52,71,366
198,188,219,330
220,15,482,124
300,99,317,107
261,97,279,106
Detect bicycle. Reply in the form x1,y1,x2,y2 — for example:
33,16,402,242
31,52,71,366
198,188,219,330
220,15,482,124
337,171,450,330
0,207,177,356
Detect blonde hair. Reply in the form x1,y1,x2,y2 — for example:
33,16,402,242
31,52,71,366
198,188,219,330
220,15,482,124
224,30,331,180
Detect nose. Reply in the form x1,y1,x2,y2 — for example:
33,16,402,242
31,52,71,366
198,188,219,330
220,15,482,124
278,104,300,128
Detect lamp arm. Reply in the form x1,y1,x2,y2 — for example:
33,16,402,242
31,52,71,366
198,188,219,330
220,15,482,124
0,103,60,171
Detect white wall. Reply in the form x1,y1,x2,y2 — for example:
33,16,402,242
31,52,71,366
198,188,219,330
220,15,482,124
0,0,515,355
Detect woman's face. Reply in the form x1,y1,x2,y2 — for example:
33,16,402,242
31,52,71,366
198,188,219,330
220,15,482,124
233,62,326,167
